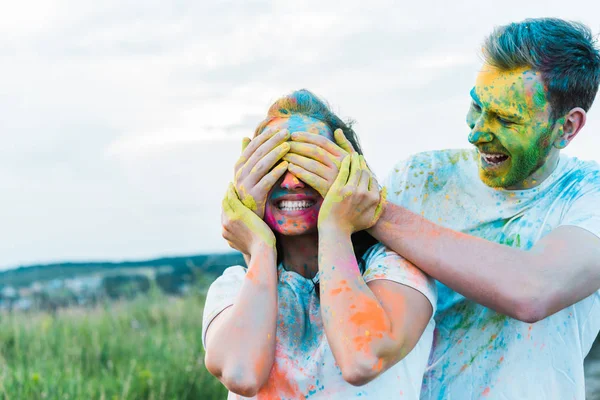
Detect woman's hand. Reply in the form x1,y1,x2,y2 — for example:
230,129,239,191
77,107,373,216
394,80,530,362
222,183,277,256
284,129,354,198
318,153,386,235
234,129,290,218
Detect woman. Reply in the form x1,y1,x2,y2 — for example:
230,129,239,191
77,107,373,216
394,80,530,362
202,90,436,399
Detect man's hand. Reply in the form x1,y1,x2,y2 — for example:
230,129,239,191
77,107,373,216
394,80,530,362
222,183,277,256
318,153,385,235
285,129,355,198
234,129,290,218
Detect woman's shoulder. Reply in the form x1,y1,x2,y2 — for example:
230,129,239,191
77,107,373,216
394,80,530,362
207,265,247,290
361,243,438,311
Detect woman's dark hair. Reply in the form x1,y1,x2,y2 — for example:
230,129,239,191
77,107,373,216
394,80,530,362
254,89,379,282
482,18,600,121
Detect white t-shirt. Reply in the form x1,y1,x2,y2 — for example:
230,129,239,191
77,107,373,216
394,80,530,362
202,243,437,399
384,149,600,400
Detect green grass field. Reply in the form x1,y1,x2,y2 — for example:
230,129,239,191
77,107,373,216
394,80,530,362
0,287,227,400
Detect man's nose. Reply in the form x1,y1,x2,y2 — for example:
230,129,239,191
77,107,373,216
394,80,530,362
468,129,494,145
281,171,305,190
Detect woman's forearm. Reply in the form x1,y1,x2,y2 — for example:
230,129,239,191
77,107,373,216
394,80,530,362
318,226,398,385
204,243,278,395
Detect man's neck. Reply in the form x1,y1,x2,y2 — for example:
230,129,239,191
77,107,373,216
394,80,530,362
277,233,319,279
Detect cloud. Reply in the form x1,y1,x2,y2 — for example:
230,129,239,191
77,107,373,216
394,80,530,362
2,1,600,269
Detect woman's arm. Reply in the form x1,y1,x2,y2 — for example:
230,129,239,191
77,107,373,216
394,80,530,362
318,228,432,386
317,154,432,385
204,185,279,397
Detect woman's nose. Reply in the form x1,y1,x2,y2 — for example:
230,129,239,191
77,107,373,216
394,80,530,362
281,171,305,190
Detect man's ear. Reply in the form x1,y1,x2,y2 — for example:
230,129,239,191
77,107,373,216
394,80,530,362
553,107,586,149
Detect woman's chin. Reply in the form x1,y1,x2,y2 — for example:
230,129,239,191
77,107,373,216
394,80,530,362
269,224,318,237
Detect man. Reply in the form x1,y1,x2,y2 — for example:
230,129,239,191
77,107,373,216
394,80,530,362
285,18,600,399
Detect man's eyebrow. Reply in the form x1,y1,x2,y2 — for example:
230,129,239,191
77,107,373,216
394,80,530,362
470,88,481,105
470,87,525,122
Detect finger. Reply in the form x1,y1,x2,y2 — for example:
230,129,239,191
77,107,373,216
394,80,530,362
242,130,290,181
372,186,387,224
288,142,337,168
222,184,235,214
334,129,355,153
287,164,328,196
241,137,251,153
234,129,284,172
332,155,351,190
368,165,381,194
358,156,370,193
290,132,348,157
256,161,289,194
359,155,374,191
248,142,290,184
346,153,362,188
226,183,243,211
282,153,333,180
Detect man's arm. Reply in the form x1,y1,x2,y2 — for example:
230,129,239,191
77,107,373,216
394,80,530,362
370,203,600,323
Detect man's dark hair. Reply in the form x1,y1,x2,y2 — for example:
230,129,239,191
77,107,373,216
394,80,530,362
482,18,600,120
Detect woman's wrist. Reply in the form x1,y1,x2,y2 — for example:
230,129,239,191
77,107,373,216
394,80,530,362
249,240,277,259
318,221,352,238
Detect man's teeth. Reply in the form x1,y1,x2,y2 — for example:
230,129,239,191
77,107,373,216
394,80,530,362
482,153,508,164
278,200,314,211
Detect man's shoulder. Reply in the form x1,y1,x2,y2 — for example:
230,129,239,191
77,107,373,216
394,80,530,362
563,155,600,179
387,149,478,188
390,148,477,174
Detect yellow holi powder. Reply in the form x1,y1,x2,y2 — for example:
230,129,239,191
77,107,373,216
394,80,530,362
372,186,387,224
242,194,258,211
241,137,251,151
476,64,547,118
224,184,275,247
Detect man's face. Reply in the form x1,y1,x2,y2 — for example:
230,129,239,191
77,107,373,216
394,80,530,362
467,64,561,189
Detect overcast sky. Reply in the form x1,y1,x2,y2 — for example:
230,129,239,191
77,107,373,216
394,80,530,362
1,1,599,270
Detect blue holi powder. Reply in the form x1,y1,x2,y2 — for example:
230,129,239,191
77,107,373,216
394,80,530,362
470,88,482,106
277,220,284,225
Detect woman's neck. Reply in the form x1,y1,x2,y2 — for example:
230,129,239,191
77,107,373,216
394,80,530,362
277,233,319,279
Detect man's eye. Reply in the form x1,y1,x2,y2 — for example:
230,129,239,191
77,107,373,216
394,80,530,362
497,116,515,126
471,102,482,112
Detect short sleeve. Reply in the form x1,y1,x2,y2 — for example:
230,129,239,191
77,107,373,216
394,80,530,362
362,243,437,313
559,183,600,240
201,265,247,349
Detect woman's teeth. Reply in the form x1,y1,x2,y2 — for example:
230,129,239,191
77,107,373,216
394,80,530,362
278,200,315,211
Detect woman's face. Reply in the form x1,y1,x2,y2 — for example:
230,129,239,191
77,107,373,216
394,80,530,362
263,115,334,236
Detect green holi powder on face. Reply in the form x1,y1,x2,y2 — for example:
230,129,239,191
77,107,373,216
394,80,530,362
532,85,547,108
471,66,559,189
